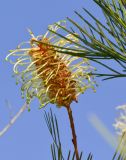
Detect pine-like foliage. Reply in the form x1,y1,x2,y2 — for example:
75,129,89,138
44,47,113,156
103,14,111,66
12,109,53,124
44,109,126,160
44,109,92,160
48,0,126,80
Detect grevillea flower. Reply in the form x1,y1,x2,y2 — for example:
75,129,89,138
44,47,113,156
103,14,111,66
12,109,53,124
113,104,126,135
6,21,96,108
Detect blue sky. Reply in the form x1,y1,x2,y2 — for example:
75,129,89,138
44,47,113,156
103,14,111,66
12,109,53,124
0,0,126,159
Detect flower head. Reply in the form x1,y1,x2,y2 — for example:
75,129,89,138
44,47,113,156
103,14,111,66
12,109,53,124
6,21,96,108
113,104,126,135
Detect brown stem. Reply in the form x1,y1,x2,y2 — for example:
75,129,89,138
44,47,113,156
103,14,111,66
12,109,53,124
65,105,79,160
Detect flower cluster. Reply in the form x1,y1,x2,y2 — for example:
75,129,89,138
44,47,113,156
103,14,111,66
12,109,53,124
6,21,96,108
113,104,126,135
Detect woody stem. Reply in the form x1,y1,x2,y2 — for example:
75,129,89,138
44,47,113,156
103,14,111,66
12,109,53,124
65,105,79,160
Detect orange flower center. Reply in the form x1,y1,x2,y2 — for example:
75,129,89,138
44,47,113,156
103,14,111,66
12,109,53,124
29,38,77,107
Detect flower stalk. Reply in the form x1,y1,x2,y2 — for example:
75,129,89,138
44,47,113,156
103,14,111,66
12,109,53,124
65,105,79,160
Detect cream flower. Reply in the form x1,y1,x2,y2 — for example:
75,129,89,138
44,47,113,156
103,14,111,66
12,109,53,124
113,104,126,135
6,21,96,108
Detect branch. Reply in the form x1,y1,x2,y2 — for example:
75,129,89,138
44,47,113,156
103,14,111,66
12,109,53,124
0,103,28,137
